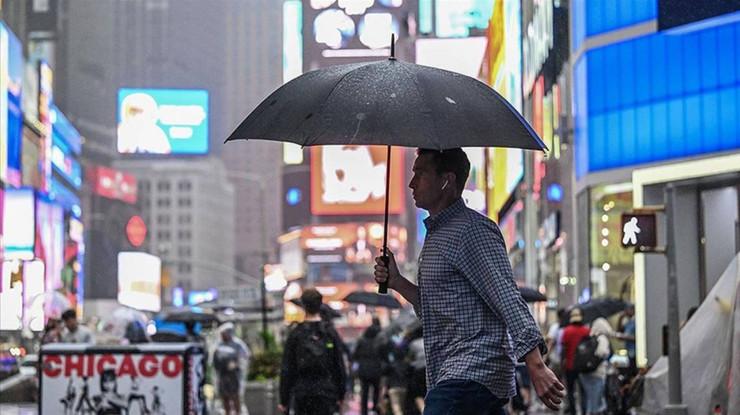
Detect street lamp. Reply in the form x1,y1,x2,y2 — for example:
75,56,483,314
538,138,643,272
227,171,271,348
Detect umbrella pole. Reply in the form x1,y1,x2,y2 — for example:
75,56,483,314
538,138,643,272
379,144,392,294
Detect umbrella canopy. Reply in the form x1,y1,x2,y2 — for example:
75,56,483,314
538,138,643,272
343,291,402,309
226,59,545,151
567,298,628,324
31,291,71,319
518,286,547,303
159,307,220,325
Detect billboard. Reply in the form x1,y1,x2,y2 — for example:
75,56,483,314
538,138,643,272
23,260,45,331
21,125,43,189
0,260,23,330
88,165,138,204
310,145,405,215
117,252,162,312
462,148,486,213
415,37,488,78
302,0,411,70
1,22,24,187
36,198,65,292
117,88,209,155
434,0,494,38
301,222,408,265
3,188,35,260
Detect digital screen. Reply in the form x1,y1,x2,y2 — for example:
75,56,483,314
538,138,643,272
3,188,35,259
88,165,138,204
311,145,405,215
283,0,303,83
1,22,24,187
51,105,82,154
23,260,45,331
117,88,209,155
415,37,488,78
117,252,162,312
36,198,65,292
462,148,487,213
0,261,23,330
301,222,408,265
435,0,494,38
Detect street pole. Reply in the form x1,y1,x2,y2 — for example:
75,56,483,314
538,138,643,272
664,184,688,415
259,184,269,348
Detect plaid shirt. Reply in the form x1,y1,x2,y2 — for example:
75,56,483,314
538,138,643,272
417,198,546,399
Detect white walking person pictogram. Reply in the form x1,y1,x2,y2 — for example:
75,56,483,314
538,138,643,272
623,217,641,245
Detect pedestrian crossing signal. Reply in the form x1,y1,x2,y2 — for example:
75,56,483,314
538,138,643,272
621,213,657,249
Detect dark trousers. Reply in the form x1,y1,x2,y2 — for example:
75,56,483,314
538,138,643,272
423,379,507,415
360,377,380,415
294,396,337,415
565,370,586,415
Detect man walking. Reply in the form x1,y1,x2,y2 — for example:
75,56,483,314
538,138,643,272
212,322,250,415
61,309,95,344
374,148,564,414
279,288,346,415
560,308,591,415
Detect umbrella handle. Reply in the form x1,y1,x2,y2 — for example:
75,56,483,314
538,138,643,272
378,254,389,294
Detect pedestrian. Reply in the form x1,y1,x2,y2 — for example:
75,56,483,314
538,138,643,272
406,334,426,414
385,333,411,415
373,148,564,414
616,304,636,377
60,309,95,344
42,318,62,345
560,308,590,415
353,323,384,415
579,317,612,415
279,288,347,415
545,308,567,376
212,322,250,415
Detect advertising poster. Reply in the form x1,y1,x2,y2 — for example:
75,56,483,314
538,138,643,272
117,252,162,312
117,88,209,155
3,188,35,259
40,345,206,414
38,61,53,193
36,198,65,292
1,22,24,186
310,145,404,215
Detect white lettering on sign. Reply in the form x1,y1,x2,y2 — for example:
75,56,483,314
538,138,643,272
523,0,554,94
321,146,387,204
158,104,206,126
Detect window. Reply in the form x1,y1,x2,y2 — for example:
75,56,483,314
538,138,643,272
178,230,191,240
156,230,171,241
156,198,171,208
178,214,192,225
157,181,171,191
178,263,192,274
178,246,192,257
178,180,192,191
156,214,170,225
178,198,192,208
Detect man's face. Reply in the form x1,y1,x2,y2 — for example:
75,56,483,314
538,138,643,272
64,317,78,331
221,331,232,342
409,153,445,211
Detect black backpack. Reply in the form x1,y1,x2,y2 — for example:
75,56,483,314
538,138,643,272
573,335,602,373
294,322,336,373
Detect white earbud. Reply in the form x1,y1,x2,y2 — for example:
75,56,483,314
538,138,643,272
441,180,449,190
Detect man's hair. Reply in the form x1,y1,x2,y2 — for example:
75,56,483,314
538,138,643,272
301,288,323,315
61,309,77,321
417,148,470,194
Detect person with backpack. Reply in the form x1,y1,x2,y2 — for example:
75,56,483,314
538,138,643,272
353,323,384,415
561,308,590,415
212,322,251,415
279,288,347,415
579,317,613,414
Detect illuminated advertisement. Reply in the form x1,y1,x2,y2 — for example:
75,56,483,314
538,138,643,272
0,260,23,330
1,22,24,187
301,222,408,265
483,0,524,220
415,37,488,78
117,88,209,155
303,0,410,70
23,260,45,331
38,61,54,193
434,0,494,38
284,0,303,83
310,145,405,215
36,198,65,292
117,252,162,312
88,165,138,204
3,188,35,259
462,148,486,213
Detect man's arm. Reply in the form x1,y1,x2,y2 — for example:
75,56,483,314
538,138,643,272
374,252,420,310
456,221,564,410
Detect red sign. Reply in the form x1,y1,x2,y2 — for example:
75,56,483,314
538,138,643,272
88,166,138,204
42,353,183,379
126,215,147,247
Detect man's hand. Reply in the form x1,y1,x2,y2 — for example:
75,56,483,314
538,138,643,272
374,250,400,290
525,349,565,410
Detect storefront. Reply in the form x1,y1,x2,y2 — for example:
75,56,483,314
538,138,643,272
571,3,740,365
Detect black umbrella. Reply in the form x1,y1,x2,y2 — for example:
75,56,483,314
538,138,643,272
518,286,547,303
159,307,220,325
343,291,402,309
567,298,628,324
289,298,342,320
227,37,545,294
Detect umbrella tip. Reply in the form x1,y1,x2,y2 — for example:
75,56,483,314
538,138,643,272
389,33,396,60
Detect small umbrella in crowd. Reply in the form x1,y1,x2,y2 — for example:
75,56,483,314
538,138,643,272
343,291,402,309
31,290,71,319
227,35,546,294
567,297,628,324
